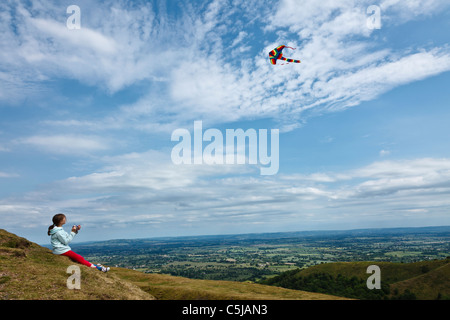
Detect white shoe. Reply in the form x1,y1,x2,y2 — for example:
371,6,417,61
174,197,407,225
95,264,110,272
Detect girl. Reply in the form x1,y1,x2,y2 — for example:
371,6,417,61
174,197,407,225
48,213,109,272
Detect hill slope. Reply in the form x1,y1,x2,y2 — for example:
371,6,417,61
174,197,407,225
112,267,347,300
390,262,450,299
262,259,450,300
0,229,155,300
0,229,347,300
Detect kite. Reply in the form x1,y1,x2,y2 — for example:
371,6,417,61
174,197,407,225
268,45,301,65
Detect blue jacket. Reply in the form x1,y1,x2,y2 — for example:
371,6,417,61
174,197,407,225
49,227,76,254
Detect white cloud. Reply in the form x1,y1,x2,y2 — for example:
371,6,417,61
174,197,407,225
333,158,450,200
161,0,450,131
380,0,449,23
2,0,450,131
30,18,118,55
1,1,450,241
2,152,449,237
0,172,18,178
259,0,450,122
309,49,450,112
16,135,110,155
0,0,181,97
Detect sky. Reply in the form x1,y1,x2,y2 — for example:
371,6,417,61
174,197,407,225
1,0,450,244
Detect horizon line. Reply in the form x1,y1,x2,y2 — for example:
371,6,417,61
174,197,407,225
56,224,450,247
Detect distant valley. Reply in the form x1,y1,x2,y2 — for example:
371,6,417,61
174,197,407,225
68,226,450,285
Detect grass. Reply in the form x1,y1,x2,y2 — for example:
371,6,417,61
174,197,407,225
0,229,154,300
390,263,450,299
112,268,349,300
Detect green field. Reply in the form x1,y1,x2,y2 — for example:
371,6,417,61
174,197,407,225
71,226,450,282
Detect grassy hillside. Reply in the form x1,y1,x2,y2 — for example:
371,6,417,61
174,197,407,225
0,229,155,300
112,267,347,300
261,259,450,300
0,229,347,300
390,262,450,300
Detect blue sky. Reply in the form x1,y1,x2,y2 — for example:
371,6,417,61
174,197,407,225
1,0,450,244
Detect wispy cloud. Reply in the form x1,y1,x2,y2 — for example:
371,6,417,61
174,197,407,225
0,172,19,178
2,153,449,234
15,135,110,155
379,150,390,157
0,0,181,99
1,1,449,241
161,0,450,130
2,0,450,131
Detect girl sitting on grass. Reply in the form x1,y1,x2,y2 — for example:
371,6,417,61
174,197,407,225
48,213,109,272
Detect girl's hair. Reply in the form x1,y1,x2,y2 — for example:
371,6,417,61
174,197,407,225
47,213,66,236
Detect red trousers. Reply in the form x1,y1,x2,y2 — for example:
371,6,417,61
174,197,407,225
61,250,92,267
